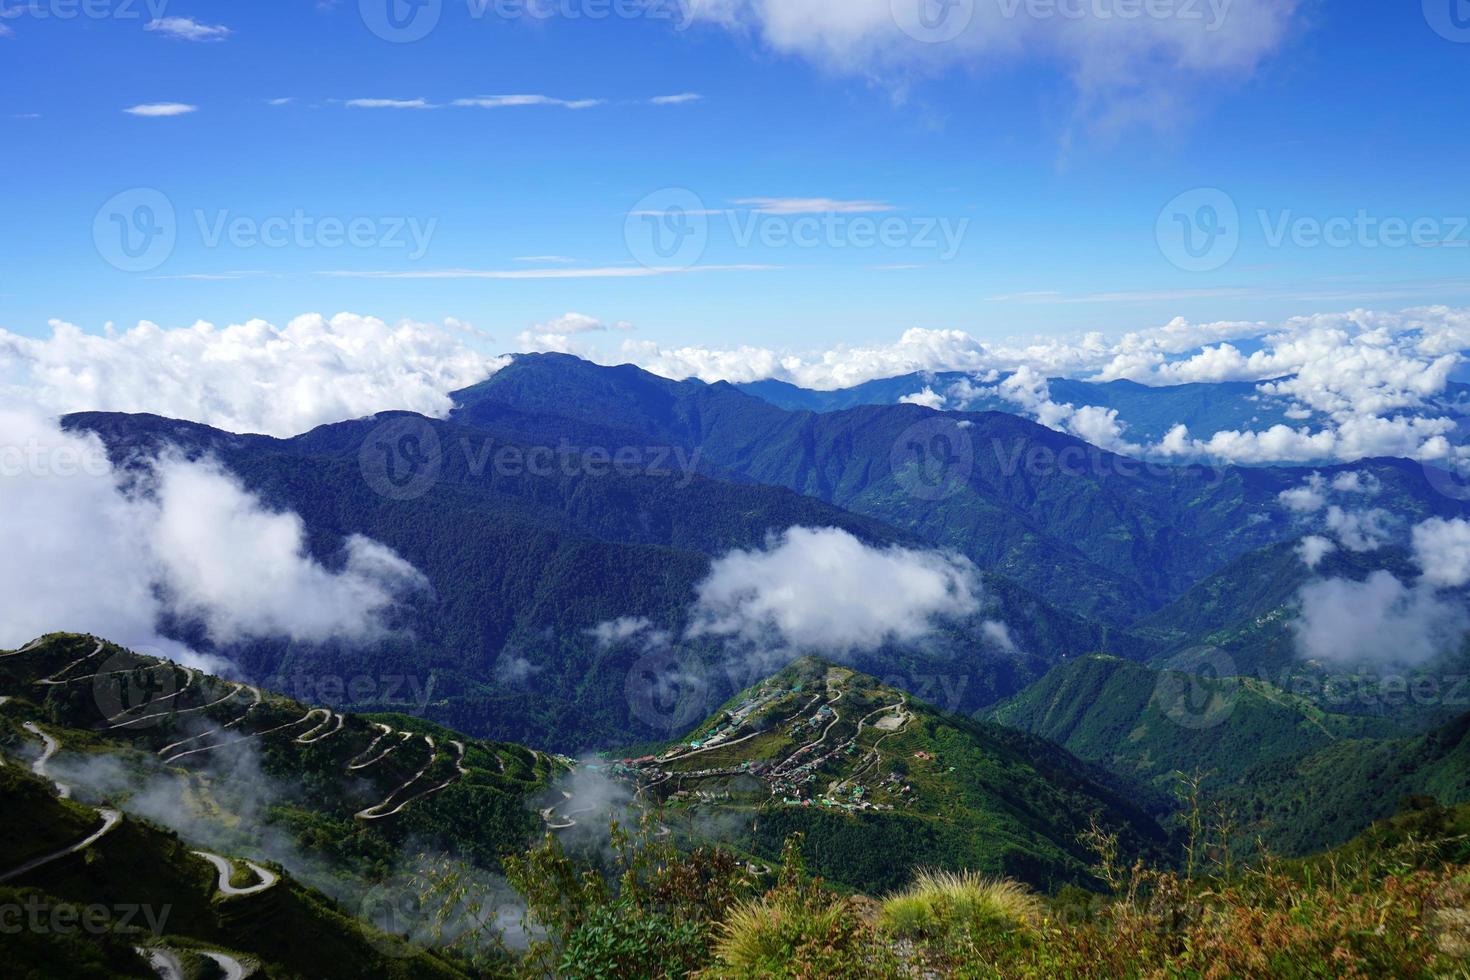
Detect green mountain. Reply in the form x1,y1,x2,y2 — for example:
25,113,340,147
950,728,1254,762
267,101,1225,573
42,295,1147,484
452,354,1470,626
990,654,1402,802
1226,710,1470,857
65,408,1126,751
617,657,1170,894
0,633,572,976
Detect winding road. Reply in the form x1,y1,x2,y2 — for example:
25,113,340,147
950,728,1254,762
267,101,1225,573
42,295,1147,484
0,808,122,883
192,850,279,899
23,721,69,799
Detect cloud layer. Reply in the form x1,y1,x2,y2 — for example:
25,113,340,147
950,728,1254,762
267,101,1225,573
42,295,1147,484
689,526,984,654
0,410,425,660
0,313,508,438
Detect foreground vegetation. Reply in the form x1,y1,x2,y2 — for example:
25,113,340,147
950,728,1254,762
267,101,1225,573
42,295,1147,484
478,799,1470,978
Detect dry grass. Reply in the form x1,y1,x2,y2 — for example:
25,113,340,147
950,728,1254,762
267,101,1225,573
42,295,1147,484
881,869,1043,941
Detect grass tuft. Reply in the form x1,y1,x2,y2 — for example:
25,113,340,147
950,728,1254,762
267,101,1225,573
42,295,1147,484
880,869,1042,941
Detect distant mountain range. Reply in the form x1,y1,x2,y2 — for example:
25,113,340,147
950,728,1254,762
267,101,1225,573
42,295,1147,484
61,353,1470,753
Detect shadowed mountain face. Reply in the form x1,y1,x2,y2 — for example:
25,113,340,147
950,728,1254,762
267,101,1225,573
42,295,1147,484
60,353,1470,752
450,354,1470,624
63,407,1113,752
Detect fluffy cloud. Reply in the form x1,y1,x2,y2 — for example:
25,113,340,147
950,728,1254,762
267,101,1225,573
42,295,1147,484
624,305,1470,467
683,0,1298,137
148,458,427,644
688,527,986,654
1279,473,1327,513
1296,535,1336,570
975,366,1142,455
1412,518,1470,589
0,410,425,659
6,304,1470,466
899,386,945,410
1289,515,1470,666
1323,506,1394,553
1291,571,1469,667
0,314,508,438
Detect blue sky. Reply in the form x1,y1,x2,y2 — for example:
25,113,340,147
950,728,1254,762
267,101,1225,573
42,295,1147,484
2,0,1469,354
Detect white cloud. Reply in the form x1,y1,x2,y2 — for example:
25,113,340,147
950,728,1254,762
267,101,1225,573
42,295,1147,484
732,197,897,215
0,410,424,658
588,616,669,649
451,95,604,109
1413,518,1470,589
124,103,198,117
974,366,1142,455
689,527,984,654
899,386,944,409
1278,473,1327,513
1291,570,1468,667
526,312,633,336
650,93,703,105
1331,471,1380,495
683,0,1299,138
1323,506,1394,553
345,98,435,110
148,457,427,644
0,314,508,438
1297,535,1336,570
145,17,232,41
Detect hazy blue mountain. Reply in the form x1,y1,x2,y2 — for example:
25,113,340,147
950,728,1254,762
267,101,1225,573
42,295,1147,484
65,410,1119,751
451,354,1470,624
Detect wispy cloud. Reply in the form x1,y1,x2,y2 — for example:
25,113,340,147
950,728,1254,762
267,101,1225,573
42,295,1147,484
650,93,702,105
514,255,577,264
124,103,198,118
144,271,279,282
266,97,295,106
316,264,778,280
339,95,631,111
734,197,897,215
145,17,233,42
344,98,434,110
452,95,604,110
